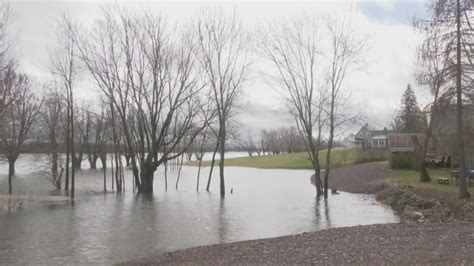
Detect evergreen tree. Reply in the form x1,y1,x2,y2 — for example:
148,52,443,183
397,84,426,133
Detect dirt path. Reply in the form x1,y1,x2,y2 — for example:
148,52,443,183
121,222,474,265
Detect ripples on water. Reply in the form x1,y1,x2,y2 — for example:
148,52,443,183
0,154,398,265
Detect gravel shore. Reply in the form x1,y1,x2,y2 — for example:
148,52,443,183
121,162,474,265
121,222,474,265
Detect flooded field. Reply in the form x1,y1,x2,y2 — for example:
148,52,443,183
0,154,398,265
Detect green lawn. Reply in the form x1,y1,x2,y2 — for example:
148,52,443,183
386,166,474,196
189,148,361,169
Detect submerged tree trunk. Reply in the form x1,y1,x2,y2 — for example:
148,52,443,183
313,162,322,198
7,156,18,194
90,155,98,169
197,156,203,191
7,158,16,195
65,106,70,192
219,125,226,197
164,161,168,191
8,157,16,177
101,155,107,191
138,165,155,193
110,153,114,191
52,150,59,177
206,138,220,191
323,144,333,199
175,153,185,189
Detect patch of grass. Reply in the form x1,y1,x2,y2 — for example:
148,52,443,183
386,167,474,196
189,148,361,169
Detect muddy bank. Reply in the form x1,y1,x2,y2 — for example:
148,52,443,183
321,161,474,223
376,184,474,223
120,222,474,265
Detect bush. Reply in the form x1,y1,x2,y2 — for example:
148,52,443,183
390,152,417,169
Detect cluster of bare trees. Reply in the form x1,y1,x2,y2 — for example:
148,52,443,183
238,127,306,156
0,4,42,195
415,0,473,198
68,7,248,196
1,5,369,201
0,6,248,198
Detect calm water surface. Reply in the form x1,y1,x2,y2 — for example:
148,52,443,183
0,154,398,265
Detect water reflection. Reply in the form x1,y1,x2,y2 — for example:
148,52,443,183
0,155,399,264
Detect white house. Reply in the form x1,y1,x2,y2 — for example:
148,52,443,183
354,124,391,149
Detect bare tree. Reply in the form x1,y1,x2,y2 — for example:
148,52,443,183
74,7,208,193
72,104,90,170
0,73,41,194
50,14,78,200
422,0,473,198
195,129,209,191
41,84,64,189
87,105,108,170
322,15,366,198
195,9,250,197
259,12,364,198
0,4,15,120
258,14,327,197
415,26,447,182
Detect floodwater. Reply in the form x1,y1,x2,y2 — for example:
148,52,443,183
0,154,399,265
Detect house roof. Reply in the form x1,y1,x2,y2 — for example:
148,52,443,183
388,133,424,152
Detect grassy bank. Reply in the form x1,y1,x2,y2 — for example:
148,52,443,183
189,148,360,169
386,166,474,196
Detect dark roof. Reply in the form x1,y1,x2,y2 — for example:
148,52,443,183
388,133,424,152
370,129,393,136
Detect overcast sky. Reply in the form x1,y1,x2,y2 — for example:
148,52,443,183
9,0,430,137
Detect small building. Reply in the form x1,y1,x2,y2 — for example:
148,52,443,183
354,124,391,149
387,133,424,153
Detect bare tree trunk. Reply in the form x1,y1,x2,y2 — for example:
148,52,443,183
90,156,98,169
323,92,336,199
114,149,120,192
103,158,107,192
7,158,15,195
419,127,432,182
219,124,226,197
8,157,16,176
120,155,124,192
455,0,469,198
110,153,114,191
206,138,220,191
164,161,168,191
139,165,154,193
69,91,75,200
175,153,185,189
197,156,203,191
65,114,70,192
324,138,334,199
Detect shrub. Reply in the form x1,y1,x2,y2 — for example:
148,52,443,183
390,152,417,169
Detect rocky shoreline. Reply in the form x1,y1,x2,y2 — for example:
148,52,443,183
121,222,474,265
376,183,474,223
